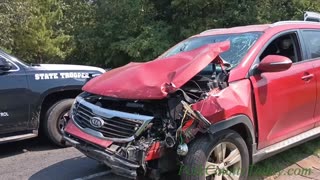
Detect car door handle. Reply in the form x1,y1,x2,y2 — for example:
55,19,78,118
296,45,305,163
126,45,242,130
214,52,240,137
301,74,314,81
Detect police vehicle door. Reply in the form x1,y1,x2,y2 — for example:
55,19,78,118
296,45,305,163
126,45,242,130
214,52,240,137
0,56,30,134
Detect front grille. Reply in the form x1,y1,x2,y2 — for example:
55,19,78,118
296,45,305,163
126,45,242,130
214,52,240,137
73,102,144,139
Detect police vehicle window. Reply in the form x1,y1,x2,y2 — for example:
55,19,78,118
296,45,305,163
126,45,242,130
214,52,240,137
7,61,18,70
260,33,301,63
302,30,320,59
0,56,18,70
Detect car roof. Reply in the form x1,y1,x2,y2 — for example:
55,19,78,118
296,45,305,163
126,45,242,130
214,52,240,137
195,21,320,37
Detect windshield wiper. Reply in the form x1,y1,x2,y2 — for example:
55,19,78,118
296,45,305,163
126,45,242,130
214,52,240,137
179,43,188,52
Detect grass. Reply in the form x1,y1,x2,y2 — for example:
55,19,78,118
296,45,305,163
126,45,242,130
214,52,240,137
249,138,320,179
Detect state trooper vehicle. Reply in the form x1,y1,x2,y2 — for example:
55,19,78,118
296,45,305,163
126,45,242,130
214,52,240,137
0,50,105,146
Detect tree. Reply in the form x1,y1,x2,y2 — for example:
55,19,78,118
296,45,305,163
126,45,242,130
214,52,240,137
12,0,72,64
0,0,31,53
1,0,320,67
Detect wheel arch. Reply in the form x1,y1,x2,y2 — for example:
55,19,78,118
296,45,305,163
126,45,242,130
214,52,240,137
38,88,82,131
208,114,256,164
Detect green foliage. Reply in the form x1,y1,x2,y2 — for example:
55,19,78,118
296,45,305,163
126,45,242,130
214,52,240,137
1,0,320,67
0,0,31,52
14,0,72,63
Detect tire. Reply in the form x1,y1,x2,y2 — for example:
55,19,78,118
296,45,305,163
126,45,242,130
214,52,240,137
180,130,249,180
43,98,74,147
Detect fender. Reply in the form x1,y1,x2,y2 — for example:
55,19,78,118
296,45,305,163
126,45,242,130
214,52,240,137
39,85,83,102
209,114,256,147
29,85,83,129
34,85,83,110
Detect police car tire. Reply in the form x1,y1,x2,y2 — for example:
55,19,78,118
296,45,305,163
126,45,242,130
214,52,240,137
44,98,74,147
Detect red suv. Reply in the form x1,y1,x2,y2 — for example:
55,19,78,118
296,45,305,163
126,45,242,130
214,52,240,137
63,18,320,180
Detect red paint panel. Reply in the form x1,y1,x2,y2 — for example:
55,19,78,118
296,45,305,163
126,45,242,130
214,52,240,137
65,120,113,148
314,59,320,126
83,41,230,99
251,61,317,149
145,141,165,161
192,79,254,125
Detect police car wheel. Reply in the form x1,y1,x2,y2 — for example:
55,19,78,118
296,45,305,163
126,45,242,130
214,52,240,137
44,98,74,147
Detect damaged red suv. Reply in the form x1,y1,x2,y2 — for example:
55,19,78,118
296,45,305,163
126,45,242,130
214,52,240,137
63,20,320,180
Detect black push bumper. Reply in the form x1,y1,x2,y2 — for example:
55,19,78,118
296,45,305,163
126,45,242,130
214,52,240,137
63,135,140,179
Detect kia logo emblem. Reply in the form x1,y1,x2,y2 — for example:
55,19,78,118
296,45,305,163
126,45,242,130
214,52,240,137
90,117,104,128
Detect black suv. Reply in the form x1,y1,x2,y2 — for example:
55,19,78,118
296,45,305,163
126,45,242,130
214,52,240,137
0,50,105,146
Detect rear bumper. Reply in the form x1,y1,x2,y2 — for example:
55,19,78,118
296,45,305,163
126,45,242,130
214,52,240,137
63,121,140,179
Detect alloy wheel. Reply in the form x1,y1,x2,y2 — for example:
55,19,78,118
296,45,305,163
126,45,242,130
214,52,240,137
57,111,69,134
205,142,242,180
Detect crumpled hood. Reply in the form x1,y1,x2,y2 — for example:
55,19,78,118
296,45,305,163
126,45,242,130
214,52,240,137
83,41,230,99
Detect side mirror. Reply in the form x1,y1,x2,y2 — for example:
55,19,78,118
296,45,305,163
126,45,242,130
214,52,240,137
258,55,292,73
0,58,12,71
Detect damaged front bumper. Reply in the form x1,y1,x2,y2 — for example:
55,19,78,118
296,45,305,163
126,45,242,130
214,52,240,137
63,118,165,179
64,133,139,179
63,119,141,179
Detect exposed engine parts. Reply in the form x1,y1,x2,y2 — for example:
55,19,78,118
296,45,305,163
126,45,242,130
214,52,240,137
76,61,230,178
177,143,189,156
165,133,176,148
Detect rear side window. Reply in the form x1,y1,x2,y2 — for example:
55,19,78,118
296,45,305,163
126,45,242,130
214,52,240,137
302,30,320,59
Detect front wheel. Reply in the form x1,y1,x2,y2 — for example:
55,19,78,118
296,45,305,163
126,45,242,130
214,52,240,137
43,99,74,147
181,130,249,180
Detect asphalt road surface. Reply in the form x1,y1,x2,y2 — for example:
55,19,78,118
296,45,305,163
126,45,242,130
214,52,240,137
2,137,320,180
0,138,129,180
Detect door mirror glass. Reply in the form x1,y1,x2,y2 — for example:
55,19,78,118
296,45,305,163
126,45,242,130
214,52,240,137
258,55,292,73
0,58,12,71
